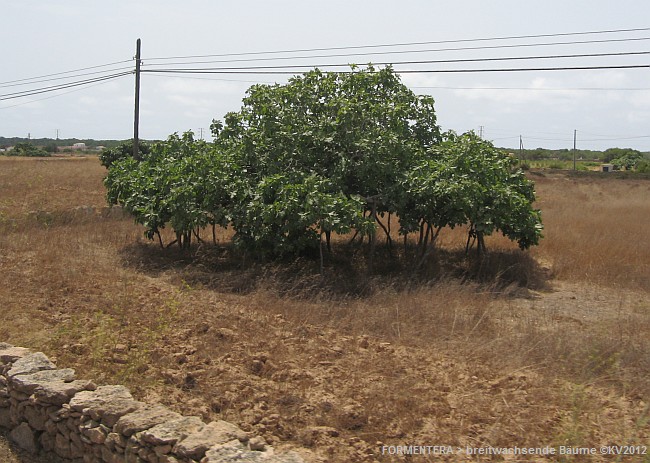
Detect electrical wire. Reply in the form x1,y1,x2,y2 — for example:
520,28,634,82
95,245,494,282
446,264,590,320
0,65,136,89
141,50,650,72
144,73,650,92
144,27,650,61
142,37,650,67
413,86,650,91
0,72,133,101
142,64,650,76
0,59,133,86
0,76,131,110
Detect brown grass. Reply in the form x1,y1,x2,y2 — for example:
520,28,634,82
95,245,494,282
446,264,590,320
1,158,649,462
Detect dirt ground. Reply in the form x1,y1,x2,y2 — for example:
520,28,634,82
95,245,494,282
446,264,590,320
0,157,648,462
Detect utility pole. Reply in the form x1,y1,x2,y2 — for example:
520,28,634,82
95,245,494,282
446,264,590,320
573,129,577,170
56,129,59,140
198,128,204,140
133,38,142,160
479,125,484,138
519,135,524,161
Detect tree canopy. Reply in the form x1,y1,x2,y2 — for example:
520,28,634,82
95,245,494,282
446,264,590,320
104,66,543,263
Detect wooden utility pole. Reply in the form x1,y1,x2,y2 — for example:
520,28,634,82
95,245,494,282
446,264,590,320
573,129,577,170
133,38,142,160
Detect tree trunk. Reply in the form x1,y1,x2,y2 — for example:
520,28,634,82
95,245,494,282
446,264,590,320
368,200,377,274
375,214,393,248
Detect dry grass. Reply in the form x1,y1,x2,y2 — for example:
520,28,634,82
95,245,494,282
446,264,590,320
1,158,649,462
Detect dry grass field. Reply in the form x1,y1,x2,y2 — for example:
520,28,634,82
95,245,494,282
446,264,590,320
0,156,649,462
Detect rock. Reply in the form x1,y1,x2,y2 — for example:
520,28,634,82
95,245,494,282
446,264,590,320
34,379,96,405
114,404,182,437
105,432,127,451
84,426,107,444
249,435,267,451
138,415,204,447
202,439,258,462
69,385,142,427
9,368,76,395
6,352,56,377
9,422,38,453
174,420,248,460
0,407,11,429
24,405,48,431
0,345,31,365
203,440,306,463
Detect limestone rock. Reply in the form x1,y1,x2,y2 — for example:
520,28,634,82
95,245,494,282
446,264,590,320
202,440,305,462
174,420,248,460
6,352,56,377
202,439,259,462
114,403,182,437
9,368,76,394
0,407,11,429
9,422,38,453
249,435,267,451
0,345,31,365
138,415,204,447
34,378,97,405
69,385,142,427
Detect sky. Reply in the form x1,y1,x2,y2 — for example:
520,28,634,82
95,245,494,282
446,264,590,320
1,0,649,151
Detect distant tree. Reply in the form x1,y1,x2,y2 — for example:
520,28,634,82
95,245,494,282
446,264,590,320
99,139,150,168
602,148,638,163
636,160,650,173
609,149,644,170
43,142,59,153
8,142,50,157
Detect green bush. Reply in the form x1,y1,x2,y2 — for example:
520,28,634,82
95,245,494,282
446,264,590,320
5,142,50,157
105,67,543,259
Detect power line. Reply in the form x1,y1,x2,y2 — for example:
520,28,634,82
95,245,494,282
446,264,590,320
0,59,132,87
143,73,279,85
142,36,650,67
144,27,650,61
141,50,650,72
0,76,131,110
142,64,650,76
145,73,650,92
412,85,650,91
0,65,135,89
0,72,133,101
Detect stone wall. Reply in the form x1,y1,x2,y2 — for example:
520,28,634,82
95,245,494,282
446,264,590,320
0,343,304,463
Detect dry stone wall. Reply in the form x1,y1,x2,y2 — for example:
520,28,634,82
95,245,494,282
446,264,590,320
0,343,304,463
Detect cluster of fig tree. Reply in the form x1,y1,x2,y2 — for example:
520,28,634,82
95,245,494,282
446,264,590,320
104,66,542,259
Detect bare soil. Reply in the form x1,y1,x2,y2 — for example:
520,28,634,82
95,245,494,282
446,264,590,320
0,157,648,462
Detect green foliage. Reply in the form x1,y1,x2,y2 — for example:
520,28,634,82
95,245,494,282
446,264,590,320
610,149,644,170
105,133,221,248
5,142,50,157
636,160,650,173
99,139,150,168
398,132,542,250
602,147,638,163
104,66,543,260
211,65,440,255
43,142,59,153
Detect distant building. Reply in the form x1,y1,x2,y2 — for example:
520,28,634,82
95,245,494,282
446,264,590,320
602,164,614,173
72,143,87,150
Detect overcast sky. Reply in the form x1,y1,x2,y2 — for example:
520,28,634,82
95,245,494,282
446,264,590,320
2,1,649,151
